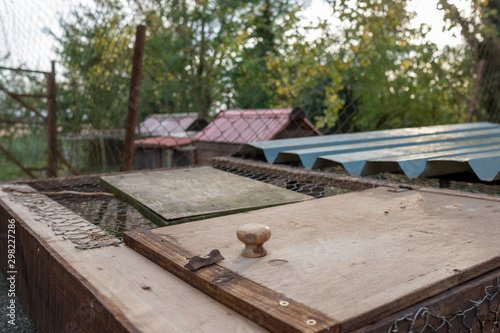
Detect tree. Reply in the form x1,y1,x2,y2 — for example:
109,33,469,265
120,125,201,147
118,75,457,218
317,0,469,132
437,0,500,122
54,4,135,133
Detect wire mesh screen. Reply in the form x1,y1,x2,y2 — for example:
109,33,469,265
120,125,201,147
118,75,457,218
5,177,156,249
388,276,500,333
2,165,500,331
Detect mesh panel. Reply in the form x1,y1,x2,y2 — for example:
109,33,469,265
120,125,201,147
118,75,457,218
388,277,500,333
7,179,155,249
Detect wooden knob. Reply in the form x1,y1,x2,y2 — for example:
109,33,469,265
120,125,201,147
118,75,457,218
237,223,271,258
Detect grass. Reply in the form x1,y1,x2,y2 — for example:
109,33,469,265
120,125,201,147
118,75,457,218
0,132,48,182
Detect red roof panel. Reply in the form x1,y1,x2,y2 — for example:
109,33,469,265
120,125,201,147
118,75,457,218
139,113,202,137
195,109,293,144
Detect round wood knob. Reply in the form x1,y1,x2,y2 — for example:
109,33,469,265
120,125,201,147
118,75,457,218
237,223,271,258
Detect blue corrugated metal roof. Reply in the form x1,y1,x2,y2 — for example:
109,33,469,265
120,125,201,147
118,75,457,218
235,122,500,181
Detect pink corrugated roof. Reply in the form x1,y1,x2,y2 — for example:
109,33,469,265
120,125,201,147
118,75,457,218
195,109,294,144
134,136,193,148
139,113,201,137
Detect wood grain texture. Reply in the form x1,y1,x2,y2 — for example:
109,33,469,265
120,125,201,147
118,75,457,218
353,267,500,332
0,185,266,332
123,229,339,333
150,187,500,332
0,193,138,333
100,166,311,226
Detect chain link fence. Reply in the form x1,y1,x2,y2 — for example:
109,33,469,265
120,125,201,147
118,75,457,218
388,276,500,333
0,0,499,182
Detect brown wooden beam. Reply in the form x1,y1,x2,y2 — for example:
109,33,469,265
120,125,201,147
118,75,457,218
124,229,338,333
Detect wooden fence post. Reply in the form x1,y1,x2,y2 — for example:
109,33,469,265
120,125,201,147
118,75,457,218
46,61,58,178
121,25,146,172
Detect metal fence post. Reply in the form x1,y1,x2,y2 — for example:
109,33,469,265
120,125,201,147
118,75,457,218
46,61,58,178
121,25,146,172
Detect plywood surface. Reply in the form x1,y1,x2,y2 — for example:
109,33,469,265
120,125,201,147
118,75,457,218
0,185,266,333
101,167,310,226
150,187,500,331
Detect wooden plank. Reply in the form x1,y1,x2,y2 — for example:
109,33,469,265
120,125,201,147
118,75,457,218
100,166,311,226
147,187,500,332
353,267,500,332
123,229,339,333
0,185,267,332
0,193,137,332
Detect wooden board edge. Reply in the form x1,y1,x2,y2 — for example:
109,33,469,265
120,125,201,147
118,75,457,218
166,199,313,225
212,156,384,191
0,197,140,333
340,256,500,332
351,267,500,332
123,229,339,333
100,169,312,228
99,177,169,227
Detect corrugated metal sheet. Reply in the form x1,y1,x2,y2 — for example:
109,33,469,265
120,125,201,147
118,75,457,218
134,137,193,149
139,113,203,137
195,109,294,144
236,122,500,181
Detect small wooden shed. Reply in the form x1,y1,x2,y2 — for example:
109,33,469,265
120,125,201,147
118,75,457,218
133,137,195,169
134,113,209,169
194,107,321,165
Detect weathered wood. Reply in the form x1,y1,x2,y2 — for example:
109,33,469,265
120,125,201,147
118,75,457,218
0,185,266,332
0,192,137,332
101,166,311,226
124,229,339,333
353,267,500,332
149,187,500,332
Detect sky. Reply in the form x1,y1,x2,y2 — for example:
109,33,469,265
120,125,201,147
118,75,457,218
302,0,469,46
0,0,470,73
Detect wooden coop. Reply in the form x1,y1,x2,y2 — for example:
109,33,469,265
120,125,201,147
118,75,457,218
134,113,208,170
194,108,321,165
134,137,195,169
1,155,499,332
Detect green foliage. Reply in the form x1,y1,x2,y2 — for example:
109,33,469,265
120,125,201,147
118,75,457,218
54,4,134,132
317,0,469,131
52,0,491,135
438,0,500,122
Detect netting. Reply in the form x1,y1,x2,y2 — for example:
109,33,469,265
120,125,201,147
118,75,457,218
2,164,499,331
4,179,155,249
388,276,500,333
213,157,381,198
